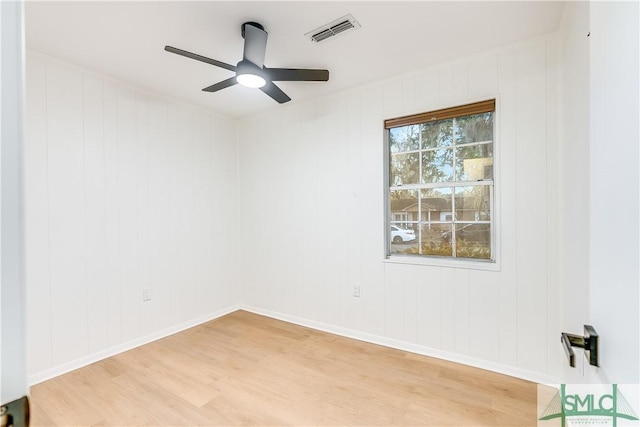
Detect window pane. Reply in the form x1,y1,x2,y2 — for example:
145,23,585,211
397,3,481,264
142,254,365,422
389,223,419,255
456,143,493,181
390,189,419,224
455,112,493,144
389,125,420,153
452,223,491,260
388,187,418,255
420,188,453,222
421,119,453,149
390,152,419,185
385,100,495,262
455,186,491,221
421,148,453,183
420,223,453,257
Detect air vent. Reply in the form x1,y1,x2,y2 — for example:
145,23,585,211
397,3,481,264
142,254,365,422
306,14,360,43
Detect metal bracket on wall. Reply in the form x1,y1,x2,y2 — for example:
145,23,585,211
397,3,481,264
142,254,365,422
0,396,29,427
561,325,599,368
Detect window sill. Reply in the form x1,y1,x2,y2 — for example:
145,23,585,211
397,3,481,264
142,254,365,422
383,254,501,271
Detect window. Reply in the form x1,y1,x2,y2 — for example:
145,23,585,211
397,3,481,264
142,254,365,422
385,99,495,262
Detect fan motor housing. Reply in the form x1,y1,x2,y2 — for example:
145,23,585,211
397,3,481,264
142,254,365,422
241,22,265,39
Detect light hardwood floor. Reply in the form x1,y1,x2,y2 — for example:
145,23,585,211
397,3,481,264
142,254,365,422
30,310,538,426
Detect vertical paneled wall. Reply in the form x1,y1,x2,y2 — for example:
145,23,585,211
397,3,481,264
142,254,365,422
25,52,240,382
239,35,561,383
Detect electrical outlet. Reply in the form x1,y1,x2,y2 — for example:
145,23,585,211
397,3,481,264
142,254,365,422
352,285,360,297
142,288,151,301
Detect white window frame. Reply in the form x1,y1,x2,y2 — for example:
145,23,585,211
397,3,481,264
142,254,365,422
383,99,500,270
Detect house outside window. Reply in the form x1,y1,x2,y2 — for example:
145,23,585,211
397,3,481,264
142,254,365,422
385,100,496,262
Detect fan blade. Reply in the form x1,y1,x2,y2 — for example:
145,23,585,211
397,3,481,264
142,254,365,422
260,81,291,104
165,46,236,72
265,68,329,82
242,23,268,68
202,77,237,92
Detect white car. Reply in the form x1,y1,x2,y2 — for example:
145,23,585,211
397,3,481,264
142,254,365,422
391,225,416,243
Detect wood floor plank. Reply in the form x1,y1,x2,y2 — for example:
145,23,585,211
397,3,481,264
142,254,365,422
30,310,537,426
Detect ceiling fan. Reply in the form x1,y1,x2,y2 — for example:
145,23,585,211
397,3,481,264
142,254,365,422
165,22,330,104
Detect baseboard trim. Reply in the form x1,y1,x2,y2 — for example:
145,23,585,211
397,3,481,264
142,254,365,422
30,303,559,386
29,304,241,386
240,305,559,385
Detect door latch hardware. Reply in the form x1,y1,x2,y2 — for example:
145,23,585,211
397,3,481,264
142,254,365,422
561,325,599,367
0,396,29,427
0,406,11,427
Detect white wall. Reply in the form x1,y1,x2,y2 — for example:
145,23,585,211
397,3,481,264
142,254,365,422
239,35,561,383
25,51,240,383
588,1,639,384
1,1,28,404
558,0,591,383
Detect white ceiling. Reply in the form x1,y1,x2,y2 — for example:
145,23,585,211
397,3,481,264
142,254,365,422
26,1,566,118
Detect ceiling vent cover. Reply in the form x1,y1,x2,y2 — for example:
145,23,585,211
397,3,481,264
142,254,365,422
306,14,360,43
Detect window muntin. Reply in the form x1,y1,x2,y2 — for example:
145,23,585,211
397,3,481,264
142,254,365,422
386,100,495,262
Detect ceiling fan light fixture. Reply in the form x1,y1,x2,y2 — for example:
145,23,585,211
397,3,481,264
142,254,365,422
236,60,266,88
237,73,266,88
